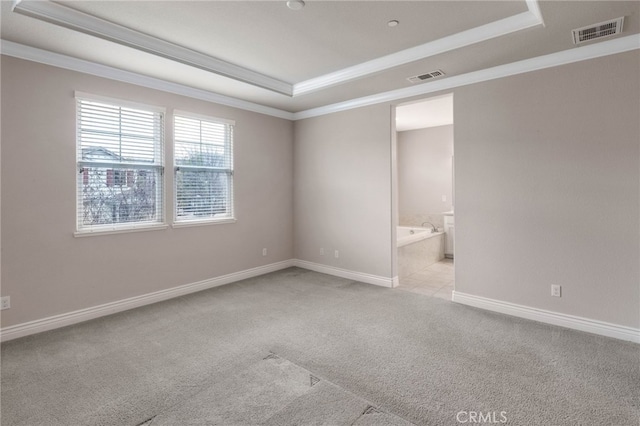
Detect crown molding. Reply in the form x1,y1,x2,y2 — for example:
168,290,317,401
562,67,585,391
2,34,637,122
293,34,640,120
525,0,545,27
0,40,295,120
11,0,544,98
292,9,543,96
11,0,293,96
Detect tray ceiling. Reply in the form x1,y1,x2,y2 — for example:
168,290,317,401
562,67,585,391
1,1,639,116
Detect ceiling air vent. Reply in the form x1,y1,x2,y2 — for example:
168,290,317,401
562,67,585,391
572,17,624,44
407,70,445,84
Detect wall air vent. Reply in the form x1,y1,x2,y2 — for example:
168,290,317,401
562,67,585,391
407,70,445,84
572,17,624,44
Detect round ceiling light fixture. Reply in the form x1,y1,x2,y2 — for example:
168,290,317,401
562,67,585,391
387,20,399,27
287,0,305,10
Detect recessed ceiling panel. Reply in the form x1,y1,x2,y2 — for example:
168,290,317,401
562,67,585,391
59,0,529,82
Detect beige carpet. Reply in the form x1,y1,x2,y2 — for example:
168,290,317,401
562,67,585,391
1,267,638,425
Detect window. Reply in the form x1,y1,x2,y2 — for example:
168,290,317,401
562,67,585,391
174,112,234,224
76,93,165,233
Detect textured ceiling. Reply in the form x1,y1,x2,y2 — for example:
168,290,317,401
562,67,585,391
1,1,639,114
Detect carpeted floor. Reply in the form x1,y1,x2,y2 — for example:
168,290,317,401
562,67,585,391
1,267,638,425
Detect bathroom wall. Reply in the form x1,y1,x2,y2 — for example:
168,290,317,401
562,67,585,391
397,125,453,229
1,56,294,327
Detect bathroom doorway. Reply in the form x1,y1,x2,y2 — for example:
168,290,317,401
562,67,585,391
393,93,454,300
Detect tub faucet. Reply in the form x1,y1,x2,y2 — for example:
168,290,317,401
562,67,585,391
421,222,437,232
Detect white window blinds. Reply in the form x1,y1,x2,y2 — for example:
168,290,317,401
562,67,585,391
174,112,234,223
76,94,165,232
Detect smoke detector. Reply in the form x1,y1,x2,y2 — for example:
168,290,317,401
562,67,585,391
286,0,305,10
407,70,445,84
572,17,624,44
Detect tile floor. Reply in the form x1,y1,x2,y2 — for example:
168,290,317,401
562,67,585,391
396,258,454,301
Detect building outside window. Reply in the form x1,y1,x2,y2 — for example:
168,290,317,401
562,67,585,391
173,112,234,224
76,93,165,233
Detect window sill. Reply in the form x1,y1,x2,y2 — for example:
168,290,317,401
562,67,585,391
74,224,169,238
172,218,237,228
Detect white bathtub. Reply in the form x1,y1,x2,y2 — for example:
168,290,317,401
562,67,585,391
397,226,444,248
397,226,446,277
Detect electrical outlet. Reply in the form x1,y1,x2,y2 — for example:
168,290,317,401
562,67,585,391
334,250,339,259
262,248,267,256
320,248,324,256
551,285,561,297
442,195,447,202
1,296,10,310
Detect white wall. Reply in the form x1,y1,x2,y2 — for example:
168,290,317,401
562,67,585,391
454,51,639,328
398,125,453,227
293,51,639,329
2,48,638,333
293,104,394,279
0,56,294,327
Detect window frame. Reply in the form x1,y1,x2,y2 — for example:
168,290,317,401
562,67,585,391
172,110,236,227
74,92,167,236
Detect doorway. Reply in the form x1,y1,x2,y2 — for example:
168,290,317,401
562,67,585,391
393,93,454,300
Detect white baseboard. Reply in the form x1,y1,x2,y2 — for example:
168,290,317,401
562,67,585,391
452,291,640,344
0,260,295,342
292,259,394,288
16,263,631,344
